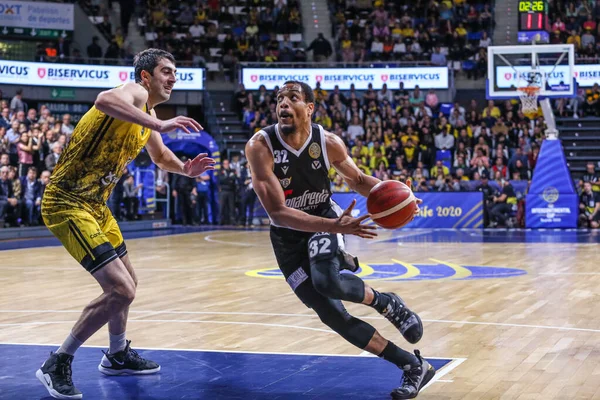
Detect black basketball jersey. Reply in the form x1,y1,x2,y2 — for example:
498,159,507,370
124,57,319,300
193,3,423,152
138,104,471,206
259,123,334,224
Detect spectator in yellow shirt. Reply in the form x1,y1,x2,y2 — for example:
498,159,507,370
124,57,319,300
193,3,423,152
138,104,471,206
403,138,419,169
400,127,420,146
314,105,332,130
313,82,328,100
391,22,403,39
400,24,414,38
455,23,468,37
264,50,278,63
196,7,208,23
370,149,389,169
566,30,581,48
355,158,372,176
369,141,385,157
351,140,370,159
331,174,350,192
481,100,501,118
430,160,450,177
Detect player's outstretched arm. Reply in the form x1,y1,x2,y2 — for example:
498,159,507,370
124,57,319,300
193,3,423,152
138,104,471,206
325,132,380,197
95,83,162,131
94,83,202,134
246,133,376,237
146,110,215,176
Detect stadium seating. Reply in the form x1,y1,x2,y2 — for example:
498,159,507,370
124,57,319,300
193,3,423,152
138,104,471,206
328,0,495,78
139,0,305,76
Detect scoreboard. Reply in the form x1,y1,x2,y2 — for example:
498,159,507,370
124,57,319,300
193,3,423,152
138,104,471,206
517,0,550,43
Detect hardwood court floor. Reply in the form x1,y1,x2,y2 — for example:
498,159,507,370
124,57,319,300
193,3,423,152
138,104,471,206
1,228,600,399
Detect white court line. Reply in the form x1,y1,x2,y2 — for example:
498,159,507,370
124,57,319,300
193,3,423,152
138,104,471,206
358,350,464,390
0,341,463,362
2,309,599,334
539,272,600,276
421,357,466,392
0,319,334,334
0,266,264,272
204,231,271,247
0,340,464,389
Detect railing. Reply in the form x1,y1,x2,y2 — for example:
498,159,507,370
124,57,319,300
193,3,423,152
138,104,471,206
203,91,223,144
134,168,171,221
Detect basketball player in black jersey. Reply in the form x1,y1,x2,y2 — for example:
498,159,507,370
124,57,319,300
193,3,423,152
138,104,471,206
245,81,434,399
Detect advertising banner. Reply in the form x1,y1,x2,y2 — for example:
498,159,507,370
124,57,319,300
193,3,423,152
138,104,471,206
0,1,73,30
331,192,484,229
525,140,578,228
0,60,204,90
496,64,600,88
241,67,449,90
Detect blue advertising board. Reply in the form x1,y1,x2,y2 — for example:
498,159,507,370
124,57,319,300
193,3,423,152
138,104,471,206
253,191,485,228
331,192,484,229
525,140,578,228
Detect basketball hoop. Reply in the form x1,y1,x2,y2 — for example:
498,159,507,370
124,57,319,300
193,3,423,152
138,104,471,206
517,70,544,116
517,86,541,115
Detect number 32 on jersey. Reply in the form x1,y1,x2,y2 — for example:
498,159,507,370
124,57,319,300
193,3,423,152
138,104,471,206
274,150,288,164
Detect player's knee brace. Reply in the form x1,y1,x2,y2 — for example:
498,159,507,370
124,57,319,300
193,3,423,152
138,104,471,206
308,232,364,303
316,307,376,349
311,258,346,299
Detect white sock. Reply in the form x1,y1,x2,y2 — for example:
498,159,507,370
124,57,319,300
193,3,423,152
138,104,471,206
109,332,127,354
56,332,84,356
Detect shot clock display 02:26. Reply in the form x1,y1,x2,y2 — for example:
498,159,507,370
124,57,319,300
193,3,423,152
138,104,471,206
519,0,547,12
518,0,550,31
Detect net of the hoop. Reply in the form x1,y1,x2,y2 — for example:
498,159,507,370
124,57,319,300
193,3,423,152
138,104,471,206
517,70,544,114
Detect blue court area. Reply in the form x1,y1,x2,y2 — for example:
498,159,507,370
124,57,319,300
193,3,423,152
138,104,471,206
0,344,450,400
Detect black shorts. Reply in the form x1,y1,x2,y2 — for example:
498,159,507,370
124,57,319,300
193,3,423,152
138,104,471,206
269,207,347,307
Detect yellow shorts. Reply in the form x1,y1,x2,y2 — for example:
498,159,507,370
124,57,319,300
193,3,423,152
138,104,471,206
42,186,126,274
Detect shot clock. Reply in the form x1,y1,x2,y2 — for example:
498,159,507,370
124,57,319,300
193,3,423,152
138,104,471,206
517,0,550,43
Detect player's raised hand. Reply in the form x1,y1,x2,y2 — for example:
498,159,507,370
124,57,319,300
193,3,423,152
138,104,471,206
183,153,216,177
159,116,203,133
333,199,378,239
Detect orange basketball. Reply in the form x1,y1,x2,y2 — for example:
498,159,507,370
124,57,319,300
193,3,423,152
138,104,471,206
367,181,417,229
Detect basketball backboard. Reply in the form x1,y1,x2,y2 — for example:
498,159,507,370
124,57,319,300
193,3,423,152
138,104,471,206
487,44,576,100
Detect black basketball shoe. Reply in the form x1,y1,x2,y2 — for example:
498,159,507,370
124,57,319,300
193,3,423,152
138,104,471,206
381,293,423,344
391,350,436,399
98,340,161,376
36,352,82,399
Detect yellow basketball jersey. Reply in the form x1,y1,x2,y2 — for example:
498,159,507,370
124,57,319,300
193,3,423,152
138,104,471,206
48,104,152,205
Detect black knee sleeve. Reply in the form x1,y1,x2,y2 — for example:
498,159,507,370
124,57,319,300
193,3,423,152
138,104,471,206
314,301,376,349
308,233,364,303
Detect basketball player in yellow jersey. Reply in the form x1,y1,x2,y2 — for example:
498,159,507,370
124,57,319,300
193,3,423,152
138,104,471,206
36,49,215,400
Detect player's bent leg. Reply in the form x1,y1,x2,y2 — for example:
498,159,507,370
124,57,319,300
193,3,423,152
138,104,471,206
390,349,436,400
296,283,434,399
364,332,435,400
97,209,159,376
366,286,424,345
308,232,365,303
36,258,135,400
71,258,136,342
102,208,136,339
98,252,159,377
308,232,423,344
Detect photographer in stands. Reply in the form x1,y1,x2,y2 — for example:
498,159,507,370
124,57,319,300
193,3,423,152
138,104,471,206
0,166,18,227
489,178,518,228
579,181,600,228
